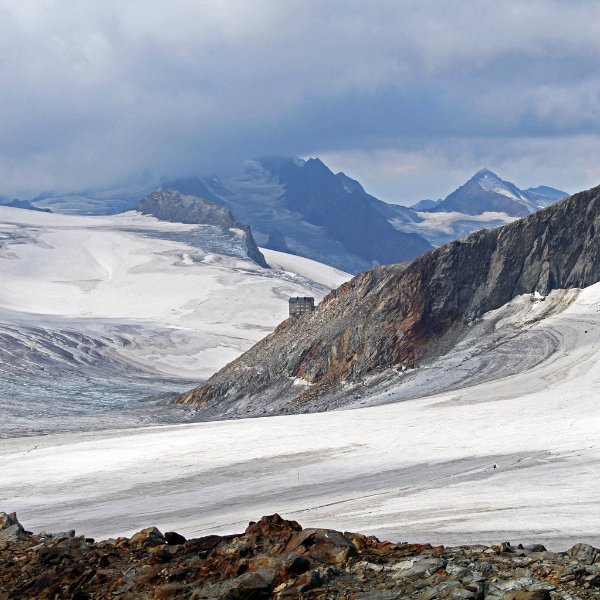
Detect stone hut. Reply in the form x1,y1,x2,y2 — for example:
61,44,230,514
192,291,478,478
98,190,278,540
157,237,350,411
289,297,315,318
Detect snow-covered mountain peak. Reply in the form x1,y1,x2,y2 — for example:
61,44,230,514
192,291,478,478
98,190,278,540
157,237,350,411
428,168,567,217
469,168,520,197
472,167,496,179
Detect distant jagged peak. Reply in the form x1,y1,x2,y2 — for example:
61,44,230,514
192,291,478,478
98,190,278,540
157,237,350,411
304,156,329,170
464,167,513,190
335,171,365,194
471,167,497,179
410,198,442,211
430,168,565,216
468,168,525,198
524,185,569,200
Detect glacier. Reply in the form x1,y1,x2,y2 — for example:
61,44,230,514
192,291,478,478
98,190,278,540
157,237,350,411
0,206,349,437
1,281,598,549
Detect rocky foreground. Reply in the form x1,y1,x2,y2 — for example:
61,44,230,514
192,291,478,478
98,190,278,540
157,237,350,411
1,513,599,599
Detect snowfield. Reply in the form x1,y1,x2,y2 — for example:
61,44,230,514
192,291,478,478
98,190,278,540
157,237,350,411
260,248,350,290
2,282,598,549
0,206,350,436
0,207,346,341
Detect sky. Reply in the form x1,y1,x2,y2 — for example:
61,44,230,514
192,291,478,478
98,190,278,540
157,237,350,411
2,0,600,204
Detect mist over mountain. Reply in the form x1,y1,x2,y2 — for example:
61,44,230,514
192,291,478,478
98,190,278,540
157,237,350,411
3,158,569,273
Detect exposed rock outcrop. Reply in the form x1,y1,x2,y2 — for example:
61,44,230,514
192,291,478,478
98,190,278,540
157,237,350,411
2,513,599,599
137,189,269,268
0,512,26,543
174,185,600,410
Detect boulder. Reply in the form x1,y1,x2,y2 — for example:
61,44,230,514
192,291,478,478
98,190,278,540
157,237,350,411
244,514,302,550
164,531,187,545
129,527,166,547
0,512,26,542
285,528,356,565
389,556,447,579
568,543,598,565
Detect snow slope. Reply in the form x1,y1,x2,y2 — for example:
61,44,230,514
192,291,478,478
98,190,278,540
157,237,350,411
2,282,598,549
0,206,350,435
260,248,350,290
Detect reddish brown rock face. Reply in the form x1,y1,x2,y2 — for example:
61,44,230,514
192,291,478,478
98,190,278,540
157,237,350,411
2,512,599,599
173,186,600,414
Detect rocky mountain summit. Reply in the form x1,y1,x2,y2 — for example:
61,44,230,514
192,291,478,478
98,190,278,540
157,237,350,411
167,158,433,273
428,169,567,217
174,184,599,412
136,189,268,268
2,512,599,599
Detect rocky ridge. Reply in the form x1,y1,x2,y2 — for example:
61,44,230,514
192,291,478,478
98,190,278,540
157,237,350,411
1,512,599,599
173,184,600,411
136,189,268,268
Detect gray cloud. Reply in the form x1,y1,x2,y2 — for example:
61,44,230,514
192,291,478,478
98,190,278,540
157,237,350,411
1,0,600,200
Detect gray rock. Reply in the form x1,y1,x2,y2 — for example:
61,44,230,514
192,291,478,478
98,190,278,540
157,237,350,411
445,564,485,584
389,556,447,579
484,573,552,600
418,578,484,600
136,189,269,268
568,543,598,565
0,512,26,542
524,544,547,553
49,529,76,539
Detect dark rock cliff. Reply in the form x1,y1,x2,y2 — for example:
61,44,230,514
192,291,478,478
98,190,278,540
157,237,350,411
173,185,600,409
137,189,269,268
